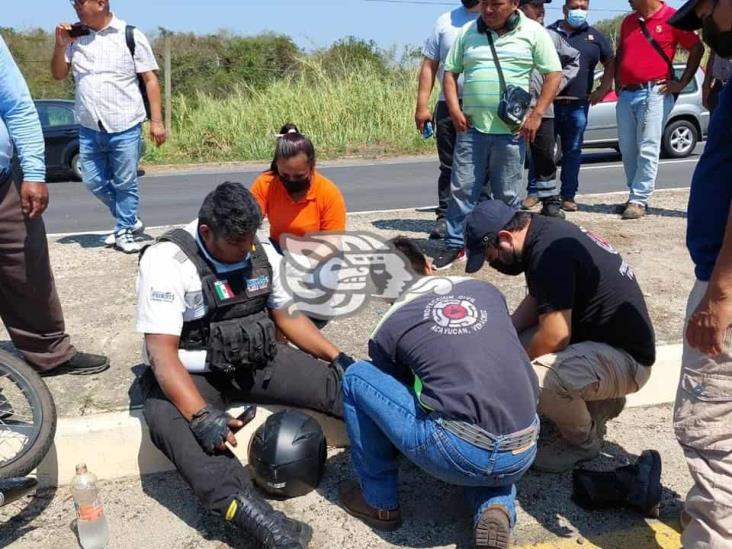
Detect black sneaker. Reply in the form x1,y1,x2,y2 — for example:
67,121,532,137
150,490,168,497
41,352,110,377
540,198,566,219
429,218,447,240
433,248,465,271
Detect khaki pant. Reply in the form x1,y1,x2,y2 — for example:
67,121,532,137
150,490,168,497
0,170,75,370
527,336,651,447
674,280,732,549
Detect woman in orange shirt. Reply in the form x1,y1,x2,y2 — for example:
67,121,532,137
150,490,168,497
251,124,347,252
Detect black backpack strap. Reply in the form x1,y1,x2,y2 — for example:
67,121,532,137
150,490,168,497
485,30,507,96
125,25,136,59
157,228,215,281
637,18,675,80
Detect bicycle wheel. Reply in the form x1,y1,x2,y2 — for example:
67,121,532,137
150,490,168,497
0,350,56,479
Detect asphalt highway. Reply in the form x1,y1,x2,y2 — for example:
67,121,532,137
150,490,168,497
44,147,701,234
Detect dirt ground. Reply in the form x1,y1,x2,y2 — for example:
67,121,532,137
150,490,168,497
0,404,689,549
0,188,693,418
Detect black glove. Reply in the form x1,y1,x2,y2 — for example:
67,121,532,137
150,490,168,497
330,352,355,376
189,406,231,455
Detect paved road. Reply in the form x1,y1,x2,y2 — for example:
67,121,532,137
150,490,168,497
44,147,701,234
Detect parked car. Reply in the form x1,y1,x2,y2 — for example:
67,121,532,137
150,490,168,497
34,99,82,180
583,65,710,158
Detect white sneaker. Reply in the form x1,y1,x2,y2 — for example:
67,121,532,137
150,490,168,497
114,229,142,254
103,219,144,246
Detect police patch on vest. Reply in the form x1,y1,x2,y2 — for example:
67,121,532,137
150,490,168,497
214,280,235,300
246,270,271,297
151,289,176,303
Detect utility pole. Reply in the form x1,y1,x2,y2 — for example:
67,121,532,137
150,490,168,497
159,27,172,134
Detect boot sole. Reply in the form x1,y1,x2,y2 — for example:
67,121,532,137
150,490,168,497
474,508,510,548
40,359,110,377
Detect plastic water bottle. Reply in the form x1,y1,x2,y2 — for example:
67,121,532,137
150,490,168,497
71,463,109,549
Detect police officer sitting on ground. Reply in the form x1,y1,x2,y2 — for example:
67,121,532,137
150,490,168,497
136,182,353,548
464,201,656,473
339,237,539,549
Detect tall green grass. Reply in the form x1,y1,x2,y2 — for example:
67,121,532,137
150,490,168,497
143,60,435,164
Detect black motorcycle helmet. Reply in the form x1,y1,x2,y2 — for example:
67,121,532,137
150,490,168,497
248,410,327,498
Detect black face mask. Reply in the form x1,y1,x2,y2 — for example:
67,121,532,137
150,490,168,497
279,175,311,195
703,5,732,59
489,247,525,276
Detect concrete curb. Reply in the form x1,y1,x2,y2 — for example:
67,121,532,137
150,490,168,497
33,344,683,487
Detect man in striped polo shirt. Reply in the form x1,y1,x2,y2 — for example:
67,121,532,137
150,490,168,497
434,0,562,270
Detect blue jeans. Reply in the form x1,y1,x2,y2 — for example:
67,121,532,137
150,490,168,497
445,128,525,250
342,360,537,527
554,101,589,200
616,85,674,205
80,124,142,231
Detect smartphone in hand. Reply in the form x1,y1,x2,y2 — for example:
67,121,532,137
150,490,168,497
69,23,91,38
422,121,434,139
231,406,257,434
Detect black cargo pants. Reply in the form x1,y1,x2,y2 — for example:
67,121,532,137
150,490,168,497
142,343,344,517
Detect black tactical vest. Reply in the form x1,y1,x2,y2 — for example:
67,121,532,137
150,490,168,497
154,228,278,375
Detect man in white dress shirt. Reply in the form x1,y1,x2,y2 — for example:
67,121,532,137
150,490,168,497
51,0,167,253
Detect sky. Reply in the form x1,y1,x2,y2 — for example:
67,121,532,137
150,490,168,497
4,0,693,50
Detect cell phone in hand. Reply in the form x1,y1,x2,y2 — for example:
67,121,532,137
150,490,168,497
231,406,257,434
422,121,434,139
69,23,91,38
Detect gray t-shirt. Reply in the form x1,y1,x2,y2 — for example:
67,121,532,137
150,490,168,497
529,28,580,118
369,277,539,435
422,6,478,102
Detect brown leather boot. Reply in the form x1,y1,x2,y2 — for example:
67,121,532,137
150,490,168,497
338,480,402,532
521,195,540,210
622,202,647,220
560,198,578,212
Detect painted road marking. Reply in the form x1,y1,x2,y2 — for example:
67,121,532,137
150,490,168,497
519,519,682,548
46,186,692,238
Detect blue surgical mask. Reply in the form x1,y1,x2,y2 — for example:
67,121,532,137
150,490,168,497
567,8,588,28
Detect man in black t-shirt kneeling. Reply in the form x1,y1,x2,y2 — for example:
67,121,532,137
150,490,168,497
464,201,656,473
338,238,539,548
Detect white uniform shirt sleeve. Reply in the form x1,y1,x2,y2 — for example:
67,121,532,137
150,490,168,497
136,247,188,335
131,28,159,73
261,241,290,310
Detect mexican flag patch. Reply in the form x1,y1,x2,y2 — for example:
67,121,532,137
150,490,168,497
214,280,235,300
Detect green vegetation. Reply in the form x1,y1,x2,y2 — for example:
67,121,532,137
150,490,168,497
147,59,430,163
2,13,694,165
1,28,430,163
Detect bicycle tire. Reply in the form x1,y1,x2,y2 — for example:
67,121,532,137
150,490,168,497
0,350,57,479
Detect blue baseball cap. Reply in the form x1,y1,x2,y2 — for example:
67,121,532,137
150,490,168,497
464,200,519,274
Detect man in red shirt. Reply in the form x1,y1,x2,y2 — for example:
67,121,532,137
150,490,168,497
614,0,703,220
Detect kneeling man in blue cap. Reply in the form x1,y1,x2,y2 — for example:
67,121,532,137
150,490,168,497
464,200,656,472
